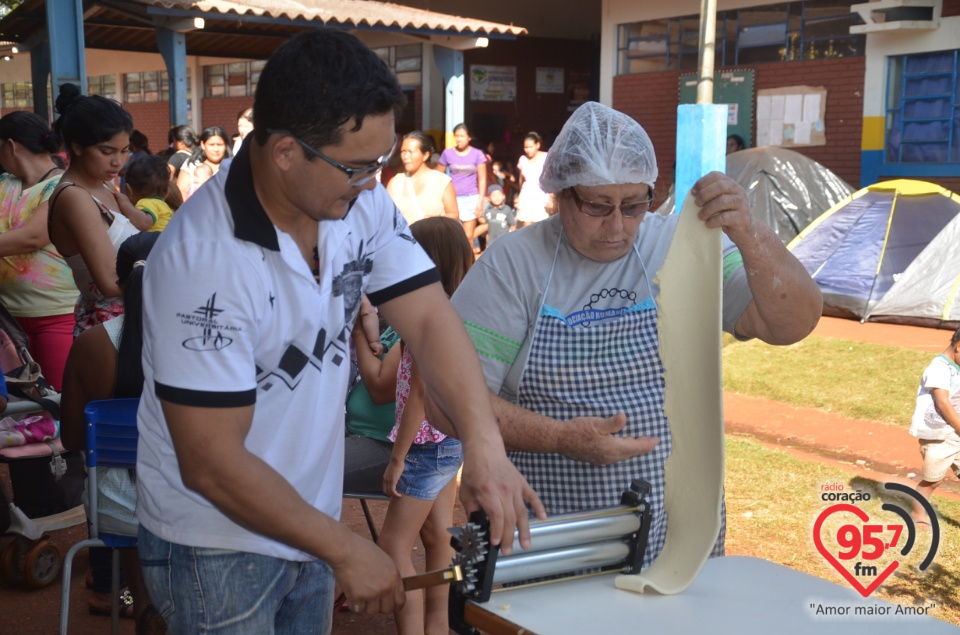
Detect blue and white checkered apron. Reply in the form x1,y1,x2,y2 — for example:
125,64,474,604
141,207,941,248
508,237,724,571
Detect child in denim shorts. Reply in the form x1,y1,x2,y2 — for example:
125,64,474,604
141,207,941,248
379,217,473,635
909,327,960,528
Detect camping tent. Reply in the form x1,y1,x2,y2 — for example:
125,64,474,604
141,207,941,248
787,179,960,329
658,146,854,242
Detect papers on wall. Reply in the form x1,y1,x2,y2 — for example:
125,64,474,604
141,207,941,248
756,86,827,147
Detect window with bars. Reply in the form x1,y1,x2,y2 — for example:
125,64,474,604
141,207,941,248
1,81,32,109
886,50,960,164
87,74,118,101
203,60,266,98
124,70,172,103
617,0,863,75
371,43,422,87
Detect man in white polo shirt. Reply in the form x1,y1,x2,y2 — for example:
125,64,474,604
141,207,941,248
136,29,544,634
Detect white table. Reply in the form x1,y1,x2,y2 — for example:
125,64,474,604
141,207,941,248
471,556,957,634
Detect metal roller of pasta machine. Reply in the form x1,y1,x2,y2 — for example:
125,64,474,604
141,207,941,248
401,479,653,635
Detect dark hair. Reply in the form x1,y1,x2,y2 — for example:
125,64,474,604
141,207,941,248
114,232,161,399
403,130,436,161
53,83,133,157
409,217,473,298
237,107,254,123
129,130,149,153
124,154,169,200
253,30,405,152
0,111,61,154
453,123,469,136
727,134,745,151
187,126,232,165
951,327,960,347
168,125,197,149
165,180,183,211
524,131,542,145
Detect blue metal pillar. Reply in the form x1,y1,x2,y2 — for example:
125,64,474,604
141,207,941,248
47,0,86,95
433,47,464,149
674,104,727,212
29,43,51,117
158,28,189,127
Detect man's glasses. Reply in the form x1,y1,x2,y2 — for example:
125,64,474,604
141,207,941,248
267,129,397,186
569,188,653,218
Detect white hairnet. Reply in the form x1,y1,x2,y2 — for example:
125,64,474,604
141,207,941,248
539,101,658,193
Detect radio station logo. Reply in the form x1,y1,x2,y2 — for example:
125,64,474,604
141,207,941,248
813,482,939,598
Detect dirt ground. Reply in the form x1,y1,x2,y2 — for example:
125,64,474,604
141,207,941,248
0,315,951,634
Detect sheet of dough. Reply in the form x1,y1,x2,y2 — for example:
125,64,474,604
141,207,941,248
614,191,724,595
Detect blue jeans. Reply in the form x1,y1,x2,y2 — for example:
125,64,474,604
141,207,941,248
138,526,334,634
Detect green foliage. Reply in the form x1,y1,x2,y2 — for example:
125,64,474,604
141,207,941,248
723,335,931,425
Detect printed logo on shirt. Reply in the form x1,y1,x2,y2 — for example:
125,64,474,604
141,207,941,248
257,326,349,391
392,207,417,244
177,293,239,351
563,288,640,327
332,241,373,323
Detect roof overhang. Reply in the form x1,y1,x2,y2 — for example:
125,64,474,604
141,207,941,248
0,0,526,58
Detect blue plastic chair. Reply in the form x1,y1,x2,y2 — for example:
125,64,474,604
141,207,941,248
59,398,140,635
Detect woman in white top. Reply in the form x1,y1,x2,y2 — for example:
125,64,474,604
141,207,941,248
48,83,148,336
515,131,551,227
232,107,254,155
386,131,458,225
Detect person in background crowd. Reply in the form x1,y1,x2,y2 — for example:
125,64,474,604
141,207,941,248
515,131,550,228
726,134,745,155
386,131,458,225
0,111,74,390
125,155,178,232
48,83,148,336
473,184,516,250
166,125,197,180
233,107,254,155
908,327,960,529
60,232,167,635
438,123,486,242
379,217,473,635
175,125,230,201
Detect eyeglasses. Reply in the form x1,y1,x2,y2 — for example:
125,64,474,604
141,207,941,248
569,188,653,218
267,128,397,186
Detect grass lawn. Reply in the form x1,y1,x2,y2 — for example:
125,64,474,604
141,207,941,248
726,434,960,626
722,335,932,425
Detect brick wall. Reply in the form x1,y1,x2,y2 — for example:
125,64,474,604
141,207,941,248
613,56,865,191
123,102,172,154
464,36,595,163
200,96,255,139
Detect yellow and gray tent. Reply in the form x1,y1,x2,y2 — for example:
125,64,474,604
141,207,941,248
787,179,960,329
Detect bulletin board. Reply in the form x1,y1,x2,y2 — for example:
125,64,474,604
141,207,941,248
756,86,827,147
679,69,755,147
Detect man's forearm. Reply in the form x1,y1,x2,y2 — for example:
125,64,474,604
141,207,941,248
491,394,563,454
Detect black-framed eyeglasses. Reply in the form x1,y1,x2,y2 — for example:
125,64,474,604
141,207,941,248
569,188,653,218
267,128,397,186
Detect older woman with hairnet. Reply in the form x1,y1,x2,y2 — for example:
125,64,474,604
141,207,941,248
450,101,821,569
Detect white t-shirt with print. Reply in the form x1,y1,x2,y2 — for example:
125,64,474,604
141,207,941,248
911,354,960,440
136,148,436,561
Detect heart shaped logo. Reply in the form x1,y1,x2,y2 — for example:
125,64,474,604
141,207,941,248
813,504,899,597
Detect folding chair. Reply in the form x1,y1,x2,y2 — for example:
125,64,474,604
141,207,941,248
59,398,140,635
342,490,389,542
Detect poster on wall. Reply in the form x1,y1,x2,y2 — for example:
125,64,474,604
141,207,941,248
536,67,564,94
679,70,754,147
756,86,827,147
470,65,517,102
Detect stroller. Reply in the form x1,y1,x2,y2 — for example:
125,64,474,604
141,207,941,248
0,304,83,588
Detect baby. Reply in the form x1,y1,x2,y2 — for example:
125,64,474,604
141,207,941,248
187,163,215,199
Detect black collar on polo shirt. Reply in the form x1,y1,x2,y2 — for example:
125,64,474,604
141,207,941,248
225,136,281,251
